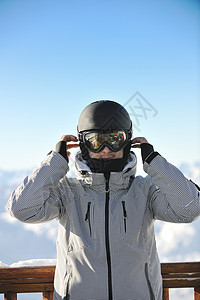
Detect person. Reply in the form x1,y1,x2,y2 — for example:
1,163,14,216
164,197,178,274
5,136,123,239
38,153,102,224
7,100,200,300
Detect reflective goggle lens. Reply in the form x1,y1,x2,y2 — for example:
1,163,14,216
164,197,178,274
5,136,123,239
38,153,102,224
84,131,127,152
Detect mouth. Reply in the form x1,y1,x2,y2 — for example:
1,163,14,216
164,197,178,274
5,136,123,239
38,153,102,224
100,155,115,159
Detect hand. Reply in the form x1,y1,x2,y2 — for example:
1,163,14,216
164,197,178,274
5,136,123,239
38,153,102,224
131,137,149,148
59,135,79,157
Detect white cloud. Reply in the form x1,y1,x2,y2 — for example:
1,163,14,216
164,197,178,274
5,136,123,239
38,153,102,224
179,161,200,184
183,251,200,262
23,220,58,242
155,222,196,261
0,211,58,242
0,211,17,224
170,288,193,300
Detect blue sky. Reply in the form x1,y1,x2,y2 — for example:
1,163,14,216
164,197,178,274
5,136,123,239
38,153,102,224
0,0,199,171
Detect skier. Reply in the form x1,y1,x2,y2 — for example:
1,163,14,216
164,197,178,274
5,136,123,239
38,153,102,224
8,100,200,300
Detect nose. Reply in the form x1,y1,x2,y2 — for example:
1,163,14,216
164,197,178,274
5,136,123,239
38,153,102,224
101,146,111,153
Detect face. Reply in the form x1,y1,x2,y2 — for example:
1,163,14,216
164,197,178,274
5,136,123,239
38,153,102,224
89,146,123,159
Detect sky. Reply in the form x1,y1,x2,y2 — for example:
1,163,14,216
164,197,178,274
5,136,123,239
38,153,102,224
0,2,199,299
0,0,200,171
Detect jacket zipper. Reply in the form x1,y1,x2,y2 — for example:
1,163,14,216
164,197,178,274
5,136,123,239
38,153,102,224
85,202,92,236
104,172,113,300
121,201,127,233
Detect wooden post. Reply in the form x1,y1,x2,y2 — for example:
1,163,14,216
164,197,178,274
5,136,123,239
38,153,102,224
43,291,54,300
194,287,200,300
162,287,169,300
4,293,17,300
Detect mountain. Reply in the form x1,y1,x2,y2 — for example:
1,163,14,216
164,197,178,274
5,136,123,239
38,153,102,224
0,161,200,300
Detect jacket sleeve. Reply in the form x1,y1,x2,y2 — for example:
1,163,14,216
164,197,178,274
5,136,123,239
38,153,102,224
144,154,200,223
7,151,70,223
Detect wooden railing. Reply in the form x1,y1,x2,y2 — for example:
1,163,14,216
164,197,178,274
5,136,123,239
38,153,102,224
0,262,200,299
162,262,200,300
0,266,54,300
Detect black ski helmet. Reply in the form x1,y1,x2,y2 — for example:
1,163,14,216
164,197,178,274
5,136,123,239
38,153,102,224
77,100,133,172
78,100,132,133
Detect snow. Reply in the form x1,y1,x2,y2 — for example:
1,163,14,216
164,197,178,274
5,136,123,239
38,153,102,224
0,258,56,268
0,261,8,268
10,258,56,268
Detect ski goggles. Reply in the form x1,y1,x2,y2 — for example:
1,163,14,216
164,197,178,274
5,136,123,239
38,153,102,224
81,130,129,153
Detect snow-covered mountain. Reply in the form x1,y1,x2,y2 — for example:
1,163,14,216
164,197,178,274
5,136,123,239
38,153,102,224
0,161,200,300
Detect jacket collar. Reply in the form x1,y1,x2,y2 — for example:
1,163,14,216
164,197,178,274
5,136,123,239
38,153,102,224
75,151,137,191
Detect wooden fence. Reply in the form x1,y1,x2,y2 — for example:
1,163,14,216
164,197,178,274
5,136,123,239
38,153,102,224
0,262,200,299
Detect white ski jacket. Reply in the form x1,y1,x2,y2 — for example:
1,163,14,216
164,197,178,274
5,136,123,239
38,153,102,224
7,151,200,300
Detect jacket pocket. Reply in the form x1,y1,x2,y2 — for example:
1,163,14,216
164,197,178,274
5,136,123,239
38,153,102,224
145,263,155,300
121,201,127,233
65,272,72,300
85,201,92,236
118,195,146,249
66,198,95,252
